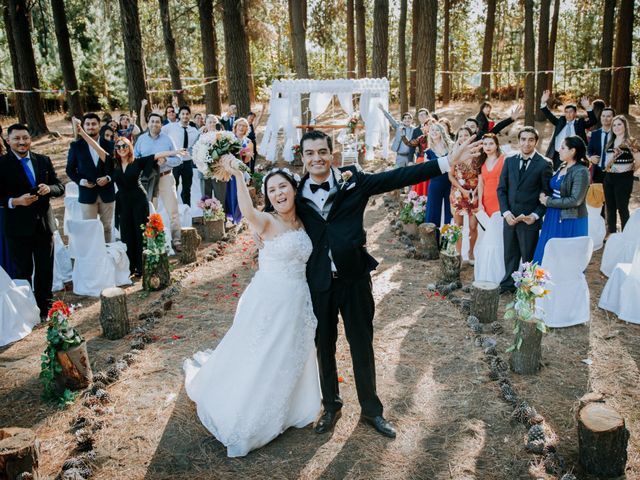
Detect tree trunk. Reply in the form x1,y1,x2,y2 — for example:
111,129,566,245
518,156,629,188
415,0,437,111
50,0,82,119
578,402,629,477
222,0,251,116
535,0,551,121
5,0,48,135
56,342,93,390
99,287,130,340
398,0,408,112
143,252,171,291
599,0,616,103
158,0,186,106
611,0,634,114
417,222,439,260
346,0,355,78
523,0,535,126
118,0,147,113
198,0,221,114
441,0,451,105
509,319,541,374
201,219,225,242
479,0,496,99
372,0,389,78
288,0,310,124
409,0,420,107
470,281,500,324
180,227,201,264
546,0,560,91
0,427,40,480
439,251,461,284
242,0,255,104
355,0,367,77
2,4,26,123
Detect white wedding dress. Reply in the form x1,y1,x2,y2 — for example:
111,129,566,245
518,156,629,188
184,229,321,457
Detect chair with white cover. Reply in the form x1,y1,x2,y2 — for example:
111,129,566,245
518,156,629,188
179,203,192,228
599,246,640,324
536,236,593,328
587,206,606,251
473,212,505,284
63,181,83,236
600,209,640,277
66,219,131,297
177,175,204,218
0,267,40,347
52,230,72,292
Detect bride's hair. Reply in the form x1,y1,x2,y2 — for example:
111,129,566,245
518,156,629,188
262,168,300,213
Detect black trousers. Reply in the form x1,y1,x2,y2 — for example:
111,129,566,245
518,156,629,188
603,171,634,233
173,160,194,206
310,274,383,417
118,192,149,275
500,221,539,290
7,226,54,315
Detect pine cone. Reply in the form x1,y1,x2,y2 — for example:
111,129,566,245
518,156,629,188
105,354,116,364
122,352,135,365
467,315,480,326
484,346,498,357
490,322,504,334
543,451,565,475
525,440,545,454
62,457,91,472
560,474,577,480
462,284,472,293
471,323,483,334
474,336,486,347
115,360,128,372
500,381,519,404
511,401,537,426
460,299,472,314
130,338,146,350
481,337,497,349
90,382,106,394
15,473,34,480
92,371,109,385
94,388,111,404
492,356,509,373
528,424,545,443
106,365,120,381
75,428,94,452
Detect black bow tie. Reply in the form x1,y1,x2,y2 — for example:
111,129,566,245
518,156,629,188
310,181,330,193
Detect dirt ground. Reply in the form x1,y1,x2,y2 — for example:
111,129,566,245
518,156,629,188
1,102,639,480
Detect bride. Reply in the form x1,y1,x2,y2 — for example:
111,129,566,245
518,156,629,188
183,154,321,457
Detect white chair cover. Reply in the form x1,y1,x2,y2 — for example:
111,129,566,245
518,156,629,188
536,236,593,328
52,231,72,292
473,212,505,284
63,181,83,236
66,219,130,297
600,209,640,276
0,267,40,347
587,206,606,251
179,203,193,228
599,246,640,324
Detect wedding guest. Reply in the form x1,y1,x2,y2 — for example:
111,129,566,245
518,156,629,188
602,115,640,234
540,90,597,169
66,112,116,242
423,123,453,228
193,113,204,130
117,112,141,142
247,112,258,173
497,127,553,293
221,104,238,131
401,122,430,195
163,104,178,126
379,104,416,167
134,112,184,251
200,115,227,208
200,114,223,134
99,125,115,156
0,124,64,318
534,136,590,264
162,105,200,206
439,118,455,140
587,106,615,184
409,108,431,144
226,118,253,224
477,133,505,216
591,99,606,130
75,118,182,275
472,102,522,139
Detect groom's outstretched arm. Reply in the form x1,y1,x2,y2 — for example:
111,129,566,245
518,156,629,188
358,159,446,197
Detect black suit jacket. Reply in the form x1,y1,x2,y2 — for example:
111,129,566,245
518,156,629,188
220,116,236,131
497,151,553,227
541,106,597,157
297,160,443,292
0,151,64,237
66,138,115,204
587,127,609,183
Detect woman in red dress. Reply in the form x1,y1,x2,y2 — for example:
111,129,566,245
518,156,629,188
477,133,505,217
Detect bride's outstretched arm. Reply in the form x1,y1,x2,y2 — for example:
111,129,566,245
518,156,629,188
221,154,271,235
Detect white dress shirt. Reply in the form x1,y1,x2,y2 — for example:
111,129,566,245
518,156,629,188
554,120,575,153
302,172,337,271
161,122,199,161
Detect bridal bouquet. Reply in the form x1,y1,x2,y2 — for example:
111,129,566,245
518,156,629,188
399,190,427,225
440,223,462,255
197,196,225,222
193,131,248,181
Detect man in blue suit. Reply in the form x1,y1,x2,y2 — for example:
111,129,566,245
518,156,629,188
66,113,116,242
587,106,615,184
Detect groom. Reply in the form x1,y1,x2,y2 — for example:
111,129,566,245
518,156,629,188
296,130,477,438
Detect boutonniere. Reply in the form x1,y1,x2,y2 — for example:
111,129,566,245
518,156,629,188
338,170,355,190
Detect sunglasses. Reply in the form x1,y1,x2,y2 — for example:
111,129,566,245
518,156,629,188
115,144,128,150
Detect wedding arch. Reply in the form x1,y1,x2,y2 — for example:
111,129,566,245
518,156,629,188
258,78,390,162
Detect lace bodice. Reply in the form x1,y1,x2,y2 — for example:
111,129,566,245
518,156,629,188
258,229,312,279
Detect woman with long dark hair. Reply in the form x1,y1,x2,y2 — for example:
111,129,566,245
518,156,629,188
534,136,591,263
477,133,505,216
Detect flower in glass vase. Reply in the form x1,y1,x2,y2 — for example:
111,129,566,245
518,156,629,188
440,223,462,255
399,191,427,225
197,196,225,222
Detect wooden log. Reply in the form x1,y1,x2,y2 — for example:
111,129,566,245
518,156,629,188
0,427,40,480
417,222,439,260
143,252,171,291
578,402,629,477
202,219,225,243
439,251,461,283
99,287,130,340
470,281,500,324
56,342,92,390
509,320,542,375
179,227,201,265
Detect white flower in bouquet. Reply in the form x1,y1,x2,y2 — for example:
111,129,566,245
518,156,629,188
193,131,247,181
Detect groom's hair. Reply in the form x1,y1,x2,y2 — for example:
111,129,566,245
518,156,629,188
300,130,333,153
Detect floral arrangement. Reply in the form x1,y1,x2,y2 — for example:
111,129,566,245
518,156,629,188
251,171,265,193
291,144,301,159
505,262,551,352
357,144,366,156
197,196,225,222
193,130,248,181
399,190,427,225
347,112,360,134
142,213,167,272
40,300,83,405
440,223,462,255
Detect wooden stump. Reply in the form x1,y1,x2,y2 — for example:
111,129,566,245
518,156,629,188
417,222,439,260
180,227,201,265
470,281,500,323
578,402,629,477
0,427,40,480
56,342,92,390
99,287,130,340
439,251,461,283
143,253,171,291
509,320,542,375
402,222,418,237
203,219,225,243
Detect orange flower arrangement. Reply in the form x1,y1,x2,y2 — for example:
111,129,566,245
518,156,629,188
149,213,164,232
48,300,71,319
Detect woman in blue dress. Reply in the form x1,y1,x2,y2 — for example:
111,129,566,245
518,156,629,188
424,122,453,228
225,118,254,224
534,136,590,264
